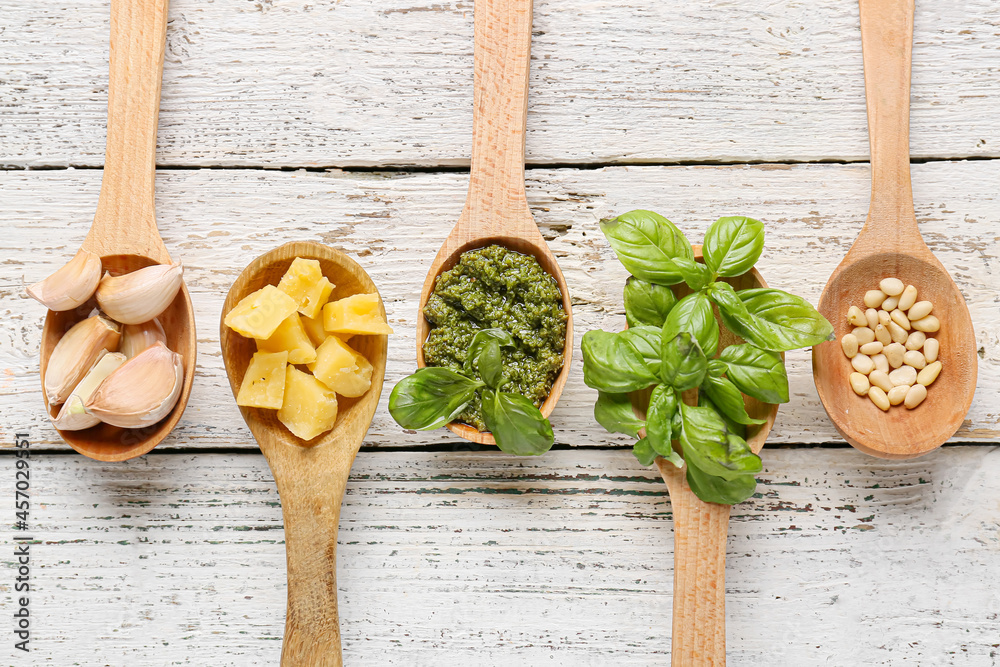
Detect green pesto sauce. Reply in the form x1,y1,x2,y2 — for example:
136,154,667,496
423,245,567,431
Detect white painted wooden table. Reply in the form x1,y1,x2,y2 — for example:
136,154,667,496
2,1,998,664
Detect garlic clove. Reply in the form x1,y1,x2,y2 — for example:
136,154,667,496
51,352,127,431
84,342,183,429
26,248,102,311
120,318,167,359
95,263,183,325
44,314,121,405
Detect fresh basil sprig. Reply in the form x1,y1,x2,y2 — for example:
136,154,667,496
584,210,833,505
389,334,555,456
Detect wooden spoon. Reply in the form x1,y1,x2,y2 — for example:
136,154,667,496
39,0,196,462
220,242,389,667
812,0,977,459
414,0,573,446
641,248,778,666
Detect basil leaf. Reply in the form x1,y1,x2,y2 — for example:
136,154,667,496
619,326,662,376
660,332,708,392
481,389,554,456
679,403,762,480
388,367,484,431
701,375,767,425
633,437,657,466
594,391,645,438
599,210,693,285
686,458,758,505
475,340,503,389
737,288,834,349
706,281,775,349
698,392,746,439
464,328,515,377
707,359,728,377
623,277,677,328
646,384,683,467
717,343,789,404
663,291,719,357
582,330,658,393
673,256,713,291
703,216,765,277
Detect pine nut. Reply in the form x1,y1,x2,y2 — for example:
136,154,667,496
850,372,870,396
884,342,905,368
897,285,918,311
872,354,889,374
865,308,879,329
903,350,927,370
873,324,890,345
923,338,939,363
908,301,933,321
869,369,893,393
881,295,900,311
877,310,892,327
890,309,911,330
864,290,887,308
879,278,904,296
904,383,927,409
852,353,875,375
917,361,942,386
887,385,909,406
860,341,883,355
889,365,917,387
911,315,940,333
905,331,926,351
847,306,867,326
853,326,876,345
869,386,890,411
841,333,859,358
887,321,908,344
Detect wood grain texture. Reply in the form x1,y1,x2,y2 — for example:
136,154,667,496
1,162,997,451
2,447,998,665
1,0,999,168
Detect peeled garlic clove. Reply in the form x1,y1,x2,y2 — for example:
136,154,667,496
121,318,167,359
51,352,127,431
96,263,183,325
44,314,121,405
85,342,183,428
26,248,102,311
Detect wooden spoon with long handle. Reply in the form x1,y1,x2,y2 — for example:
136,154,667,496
414,0,573,446
221,242,389,667
39,0,196,461
645,252,778,666
812,0,977,458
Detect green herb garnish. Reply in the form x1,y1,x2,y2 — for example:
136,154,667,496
583,210,833,505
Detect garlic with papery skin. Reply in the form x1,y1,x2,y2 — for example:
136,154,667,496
52,352,127,431
85,342,183,428
120,318,167,359
26,248,102,311
96,263,183,325
44,314,121,405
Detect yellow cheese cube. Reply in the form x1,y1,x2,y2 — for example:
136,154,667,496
224,285,298,339
277,257,322,305
299,276,334,319
301,313,329,348
277,365,338,441
312,336,373,398
255,312,317,365
323,293,394,335
236,351,288,409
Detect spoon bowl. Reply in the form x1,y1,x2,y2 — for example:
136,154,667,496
220,241,388,666
414,0,573,446
812,0,977,458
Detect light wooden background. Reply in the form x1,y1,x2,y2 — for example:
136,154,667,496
1,0,998,664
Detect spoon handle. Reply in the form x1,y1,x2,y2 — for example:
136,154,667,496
858,0,920,245
84,0,171,263
658,459,731,666
268,448,355,667
461,0,536,234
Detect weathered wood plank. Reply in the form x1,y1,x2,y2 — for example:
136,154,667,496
2,447,998,664
1,0,998,168
2,162,997,450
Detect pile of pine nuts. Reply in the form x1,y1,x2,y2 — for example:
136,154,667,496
840,277,941,411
